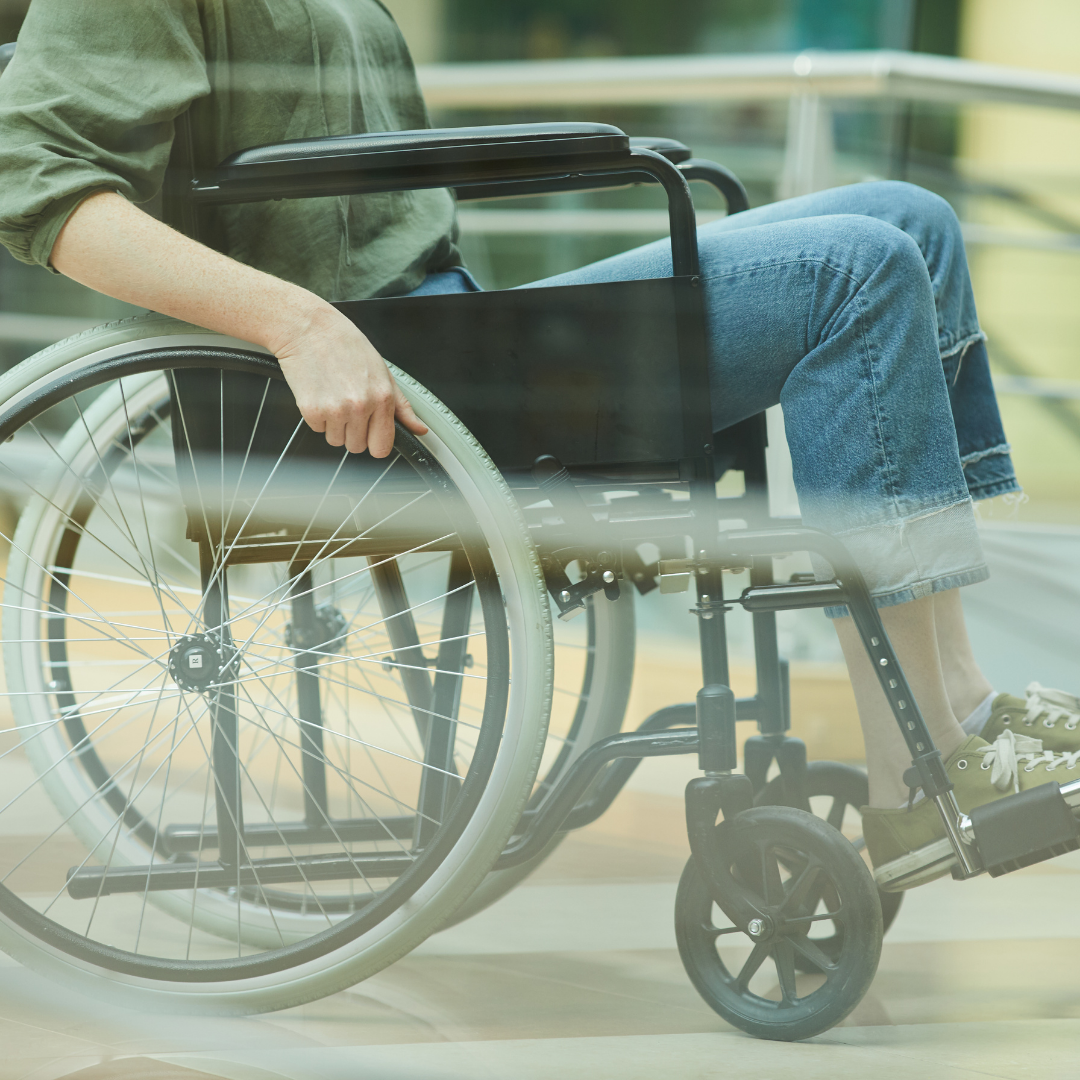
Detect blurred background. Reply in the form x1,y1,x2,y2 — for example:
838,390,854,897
1,0,1078,728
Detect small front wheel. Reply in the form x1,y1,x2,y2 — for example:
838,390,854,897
755,760,903,966
675,805,882,1042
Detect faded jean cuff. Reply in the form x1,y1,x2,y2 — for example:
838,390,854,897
814,498,988,618
961,442,1021,502
940,328,985,362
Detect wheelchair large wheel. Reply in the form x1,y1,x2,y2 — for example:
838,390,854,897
755,761,903,965
0,318,636,931
446,587,635,924
675,806,882,1041
0,318,552,1012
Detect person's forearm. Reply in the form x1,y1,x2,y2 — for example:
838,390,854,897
50,190,326,355
48,190,426,457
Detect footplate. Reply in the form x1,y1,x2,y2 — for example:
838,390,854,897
969,782,1080,878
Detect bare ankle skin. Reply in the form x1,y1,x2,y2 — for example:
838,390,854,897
932,589,995,720
833,595,966,809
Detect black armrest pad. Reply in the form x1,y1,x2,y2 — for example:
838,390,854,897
216,122,629,182
628,136,692,164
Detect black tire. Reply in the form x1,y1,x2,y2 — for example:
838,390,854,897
675,805,882,1042
755,760,902,966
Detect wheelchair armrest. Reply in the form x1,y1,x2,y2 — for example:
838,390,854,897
0,42,16,77
679,159,750,215
454,137,750,218
206,122,630,202
629,136,693,164
454,135,694,202
196,121,703,276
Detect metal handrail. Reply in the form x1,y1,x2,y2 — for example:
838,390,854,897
418,49,1080,111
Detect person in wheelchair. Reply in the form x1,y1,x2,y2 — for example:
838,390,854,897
0,0,1076,898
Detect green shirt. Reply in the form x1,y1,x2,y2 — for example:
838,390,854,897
0,0,461,300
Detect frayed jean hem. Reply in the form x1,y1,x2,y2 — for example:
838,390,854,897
969,477,1023,501
940,328,986,363
824,565,991,619
961,442,1021,502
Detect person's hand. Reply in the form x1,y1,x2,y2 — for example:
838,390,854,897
272,301,427,458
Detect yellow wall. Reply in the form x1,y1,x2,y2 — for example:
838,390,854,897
959,0,1080,516
960,0,1080,174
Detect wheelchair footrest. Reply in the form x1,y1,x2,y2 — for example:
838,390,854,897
969,782,1080,878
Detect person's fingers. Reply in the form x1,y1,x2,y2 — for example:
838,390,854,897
394,386,428,436
322,414,347,448
366,388,397,458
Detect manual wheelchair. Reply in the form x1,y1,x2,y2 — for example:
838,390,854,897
1,108,1077,1043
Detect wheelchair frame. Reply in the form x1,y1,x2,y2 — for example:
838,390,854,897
181,120,1006,878
183,121,1080,915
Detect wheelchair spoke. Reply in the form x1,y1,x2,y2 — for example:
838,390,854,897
2,688,185,898
231,660,439,839
0,654,179,805
232,678,408,877
213,374,272,561
777,859,825,917
16,418,203,630
109,689,177,949
760,845,785,907
787,934,839,974
701,921,744,938
75,394,177,640
736,941,770,990
36,697,212,916
233,639,487,734
181,706,323,945
772,940,799,1003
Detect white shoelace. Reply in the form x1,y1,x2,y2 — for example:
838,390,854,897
976,728,1080,793
903,729,1079,808
976,729,1046,793
1021,682,1080,732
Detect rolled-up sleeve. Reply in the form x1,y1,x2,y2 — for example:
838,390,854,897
0,0,210,267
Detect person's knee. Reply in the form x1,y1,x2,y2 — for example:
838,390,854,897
818,214,928,286
804,216,936,356
872,180,962,241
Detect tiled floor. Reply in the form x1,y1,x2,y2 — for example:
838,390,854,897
3,729,1080,1080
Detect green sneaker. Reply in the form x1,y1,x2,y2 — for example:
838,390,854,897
981,684,1080,754
863,730,1080,892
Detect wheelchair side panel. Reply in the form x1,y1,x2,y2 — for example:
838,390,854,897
337,279,687,472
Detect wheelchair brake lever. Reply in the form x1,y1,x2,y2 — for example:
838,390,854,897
532,455,621,617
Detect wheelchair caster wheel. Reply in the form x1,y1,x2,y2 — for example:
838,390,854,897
755,761,902,969
675,805,882,1042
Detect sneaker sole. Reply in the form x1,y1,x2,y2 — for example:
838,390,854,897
873,836,957,892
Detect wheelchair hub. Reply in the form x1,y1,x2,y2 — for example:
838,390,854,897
167,633,238,693
284,602,348,653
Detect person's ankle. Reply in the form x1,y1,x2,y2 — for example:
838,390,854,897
941,682,989,725
866,751,915,808
866,727,969,809
944,674,995,724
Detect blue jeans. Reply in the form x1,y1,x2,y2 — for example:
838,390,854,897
413,181,1021,615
